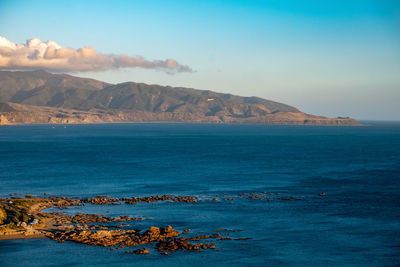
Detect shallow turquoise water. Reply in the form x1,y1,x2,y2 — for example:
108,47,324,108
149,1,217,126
0,122,399,266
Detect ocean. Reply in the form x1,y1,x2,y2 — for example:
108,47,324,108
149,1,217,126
0,122,399,266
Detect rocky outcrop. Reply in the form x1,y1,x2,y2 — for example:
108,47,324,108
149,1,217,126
45,225,219,254
1,192,308,254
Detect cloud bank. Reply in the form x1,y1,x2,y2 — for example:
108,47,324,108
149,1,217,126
0,36,192,73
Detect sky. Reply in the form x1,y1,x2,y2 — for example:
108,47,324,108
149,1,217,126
0,0,399,120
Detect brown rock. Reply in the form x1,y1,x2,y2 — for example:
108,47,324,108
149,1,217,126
125,248,149,254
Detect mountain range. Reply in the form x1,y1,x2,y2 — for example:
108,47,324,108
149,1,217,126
0,70,361,125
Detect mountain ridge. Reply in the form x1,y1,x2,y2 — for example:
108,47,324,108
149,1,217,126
0,70,361,126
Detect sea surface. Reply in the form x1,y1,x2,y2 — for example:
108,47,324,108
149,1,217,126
0,122,399,266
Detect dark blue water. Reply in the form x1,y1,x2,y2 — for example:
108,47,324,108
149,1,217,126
0,123,399,266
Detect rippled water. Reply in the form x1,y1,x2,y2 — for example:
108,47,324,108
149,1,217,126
0,123,399,266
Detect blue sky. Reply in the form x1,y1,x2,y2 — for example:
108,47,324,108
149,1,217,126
0,0,399,120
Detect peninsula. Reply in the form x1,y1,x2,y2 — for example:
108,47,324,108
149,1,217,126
0,70,361,126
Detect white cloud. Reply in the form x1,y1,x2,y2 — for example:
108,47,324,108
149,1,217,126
0,36,192,73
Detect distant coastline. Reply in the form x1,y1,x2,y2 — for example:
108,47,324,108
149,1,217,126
0,104,362,126
0,70,362,126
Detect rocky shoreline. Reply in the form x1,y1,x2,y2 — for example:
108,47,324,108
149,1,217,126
0,192,313,255
0,102,363,126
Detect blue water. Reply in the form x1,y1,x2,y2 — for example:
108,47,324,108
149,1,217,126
0,123,399,266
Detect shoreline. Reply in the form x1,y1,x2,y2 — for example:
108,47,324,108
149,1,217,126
0,193,298,254
0,102,363,126
0,194,232,254
0,120,365,127
0,233,46,240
